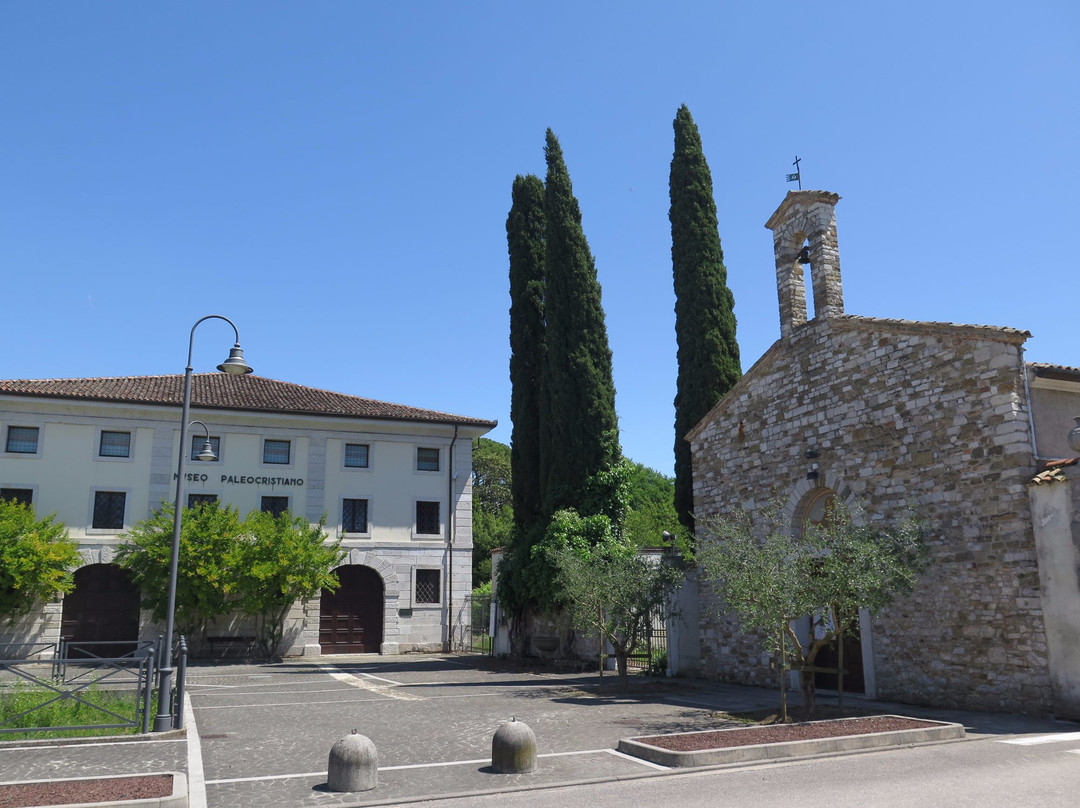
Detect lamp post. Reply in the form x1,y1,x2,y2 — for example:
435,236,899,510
154,315,252,732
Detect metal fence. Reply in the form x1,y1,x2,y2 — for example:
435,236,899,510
451,594,493,655
0,637,188,736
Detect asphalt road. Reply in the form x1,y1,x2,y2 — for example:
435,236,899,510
409,731,1080,808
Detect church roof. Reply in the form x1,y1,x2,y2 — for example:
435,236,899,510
0,374,497,429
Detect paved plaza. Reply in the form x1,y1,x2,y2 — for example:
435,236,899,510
1,655,1072,807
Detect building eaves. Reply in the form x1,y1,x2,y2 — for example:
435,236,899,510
0,374,498,429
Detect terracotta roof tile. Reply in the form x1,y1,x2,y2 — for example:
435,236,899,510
1029,457,1079,485
0,374,497,428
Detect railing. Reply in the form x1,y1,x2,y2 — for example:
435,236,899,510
0,636,188,736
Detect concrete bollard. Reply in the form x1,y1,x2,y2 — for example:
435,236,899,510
327,730,378,792
491,717,537,773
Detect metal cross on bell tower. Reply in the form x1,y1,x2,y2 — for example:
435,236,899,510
786,156,802,190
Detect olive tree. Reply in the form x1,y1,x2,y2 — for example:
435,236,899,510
697,501,926,714
545,510,683,686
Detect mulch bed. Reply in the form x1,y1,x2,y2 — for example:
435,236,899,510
0,773,172,808
636,715,941,751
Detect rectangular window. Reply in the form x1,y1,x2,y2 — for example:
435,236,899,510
416,447,440,472
5,426,39,454
344,443,369,468
263,439,291,465
342,498,369,533
0,488,33,506
190,435,221,461
415,500,440,536
187,493,218,508
99,431,131,458
261,496,289,517
92,491,126,529
415,569,441,605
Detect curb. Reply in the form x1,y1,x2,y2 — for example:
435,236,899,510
0,771,187,808
617,715,966,768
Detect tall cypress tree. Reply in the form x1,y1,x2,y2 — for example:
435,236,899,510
541,129,620,517
507,174,546,539
670,105,741,534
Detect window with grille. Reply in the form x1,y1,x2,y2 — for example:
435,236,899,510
92,491,126,529
99,431,131,457
263,439,291,465
416,447,440,472
0,488,32,506
5,426,39,454
344,443,369,468
187,494,218,508
261,496,289,517
415,501,440,536
342,498,369,533
415,569,440,605
191,435,220,461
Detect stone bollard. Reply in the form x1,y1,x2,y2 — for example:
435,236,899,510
491,717,537,773
327,730,378,792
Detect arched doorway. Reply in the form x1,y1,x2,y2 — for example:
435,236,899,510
796,488,865,694
60,564,141,658
319,565,384,654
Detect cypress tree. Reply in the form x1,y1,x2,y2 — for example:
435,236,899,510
670,105,741,534
541,129,620,517
507,174,546,538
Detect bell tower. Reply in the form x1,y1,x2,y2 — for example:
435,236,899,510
764,190,843,338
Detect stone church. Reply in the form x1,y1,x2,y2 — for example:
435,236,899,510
684,190,1080,719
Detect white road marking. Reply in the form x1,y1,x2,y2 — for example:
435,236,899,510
1000,732,1080,745
204,748,657,784
605,748,670,770
319,665,422,701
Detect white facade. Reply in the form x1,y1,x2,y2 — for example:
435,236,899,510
0,374,494,656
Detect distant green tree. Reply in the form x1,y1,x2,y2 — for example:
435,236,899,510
472,438,514,585
540,129,620,519
0,499,80,622
507,174,547,541
670,105,741,535
622,462,684,549
697,501,927,714
117,501,244,641
235,510,343,658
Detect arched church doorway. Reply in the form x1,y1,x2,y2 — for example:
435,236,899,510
797,488,866,694
59,564,141,658
319,565,384,654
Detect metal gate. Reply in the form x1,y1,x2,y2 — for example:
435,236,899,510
625,605,667,674
452,594,493,654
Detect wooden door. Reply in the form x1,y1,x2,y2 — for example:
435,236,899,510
319,565,384,653
60,564,140,658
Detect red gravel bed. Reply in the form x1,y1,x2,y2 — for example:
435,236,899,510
0,773,172,808
637,716,940,751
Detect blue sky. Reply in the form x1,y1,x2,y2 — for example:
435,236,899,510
2,2,1076,476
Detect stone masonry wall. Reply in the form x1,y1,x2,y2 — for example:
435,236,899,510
690,315,1052,715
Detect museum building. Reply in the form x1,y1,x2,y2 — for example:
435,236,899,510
0,373,495,656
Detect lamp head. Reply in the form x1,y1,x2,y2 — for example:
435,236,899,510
217,344,253,375
194,439,218,462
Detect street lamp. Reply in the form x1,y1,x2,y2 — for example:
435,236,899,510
154,315,252,732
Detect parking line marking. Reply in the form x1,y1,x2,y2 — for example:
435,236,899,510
205,748,655,784
320,665,422,701
1000,732,1080,745
605,748,670,770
